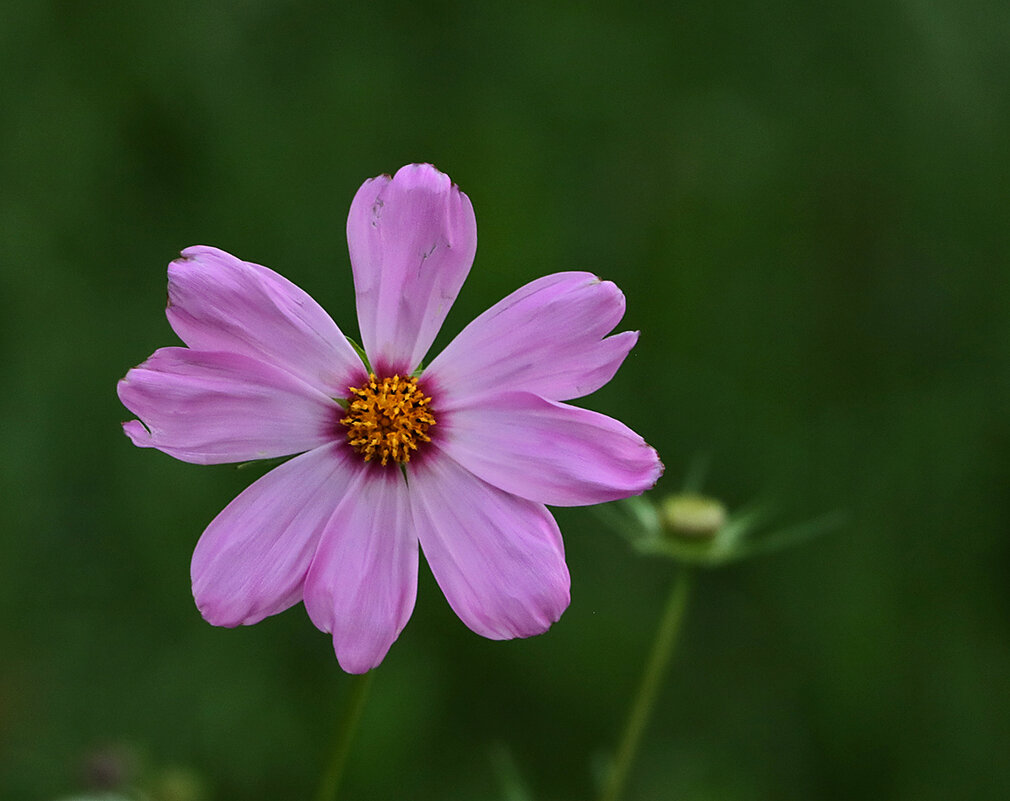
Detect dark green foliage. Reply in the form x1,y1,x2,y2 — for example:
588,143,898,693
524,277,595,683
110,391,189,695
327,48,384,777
1,2,1007,799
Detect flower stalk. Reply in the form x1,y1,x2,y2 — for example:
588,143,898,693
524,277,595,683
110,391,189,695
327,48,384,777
314,670,375,801
600,565,693,801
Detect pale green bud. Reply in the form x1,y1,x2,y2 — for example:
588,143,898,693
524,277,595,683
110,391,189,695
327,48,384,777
602,490,840,568
660,493,727,540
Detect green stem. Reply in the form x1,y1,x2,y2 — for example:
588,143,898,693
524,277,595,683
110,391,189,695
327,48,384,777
600,565,693,801
314,670,375,801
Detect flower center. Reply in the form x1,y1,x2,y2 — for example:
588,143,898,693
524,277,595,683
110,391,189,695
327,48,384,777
341,373,436,466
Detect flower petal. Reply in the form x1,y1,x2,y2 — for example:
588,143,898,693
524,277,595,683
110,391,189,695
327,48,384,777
425,271,638,403
118,347,338,464
437,391,662,506
166,246,364,396
409,454,570,640
347,164,477,374
191,442,359,627
303,467,418,673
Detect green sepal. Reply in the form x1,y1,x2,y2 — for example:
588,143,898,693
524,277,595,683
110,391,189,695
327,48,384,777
599,494,842,568
235,454,296,473
346,335,372,374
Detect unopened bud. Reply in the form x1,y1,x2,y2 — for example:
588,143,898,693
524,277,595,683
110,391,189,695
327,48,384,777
660,493,727,539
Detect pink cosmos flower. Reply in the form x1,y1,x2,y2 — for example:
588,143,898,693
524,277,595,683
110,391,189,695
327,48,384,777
118,164,662,673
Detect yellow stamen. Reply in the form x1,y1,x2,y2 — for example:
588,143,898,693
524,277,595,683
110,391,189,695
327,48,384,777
341,373,436,466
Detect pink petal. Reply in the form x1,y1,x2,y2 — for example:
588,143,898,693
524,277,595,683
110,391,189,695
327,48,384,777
346,164,477,374
118,347,338,464
191,442,360,627
425,271,638,404
409,454,570,640
303,467,418,673
437,391,662,506
167,246,365,396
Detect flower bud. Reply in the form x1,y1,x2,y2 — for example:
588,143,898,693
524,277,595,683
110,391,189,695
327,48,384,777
605,487,837,568
660,493,727,540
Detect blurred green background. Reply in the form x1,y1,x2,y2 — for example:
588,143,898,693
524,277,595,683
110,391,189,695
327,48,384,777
2,1,1008,799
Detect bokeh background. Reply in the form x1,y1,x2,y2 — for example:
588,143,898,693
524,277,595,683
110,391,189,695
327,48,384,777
2,1,1008,799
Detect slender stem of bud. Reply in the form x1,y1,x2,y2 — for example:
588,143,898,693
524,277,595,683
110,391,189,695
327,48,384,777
600,565,693,801
314,670,375,801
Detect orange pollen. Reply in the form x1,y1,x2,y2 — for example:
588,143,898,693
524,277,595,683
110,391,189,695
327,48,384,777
340,373,436,466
